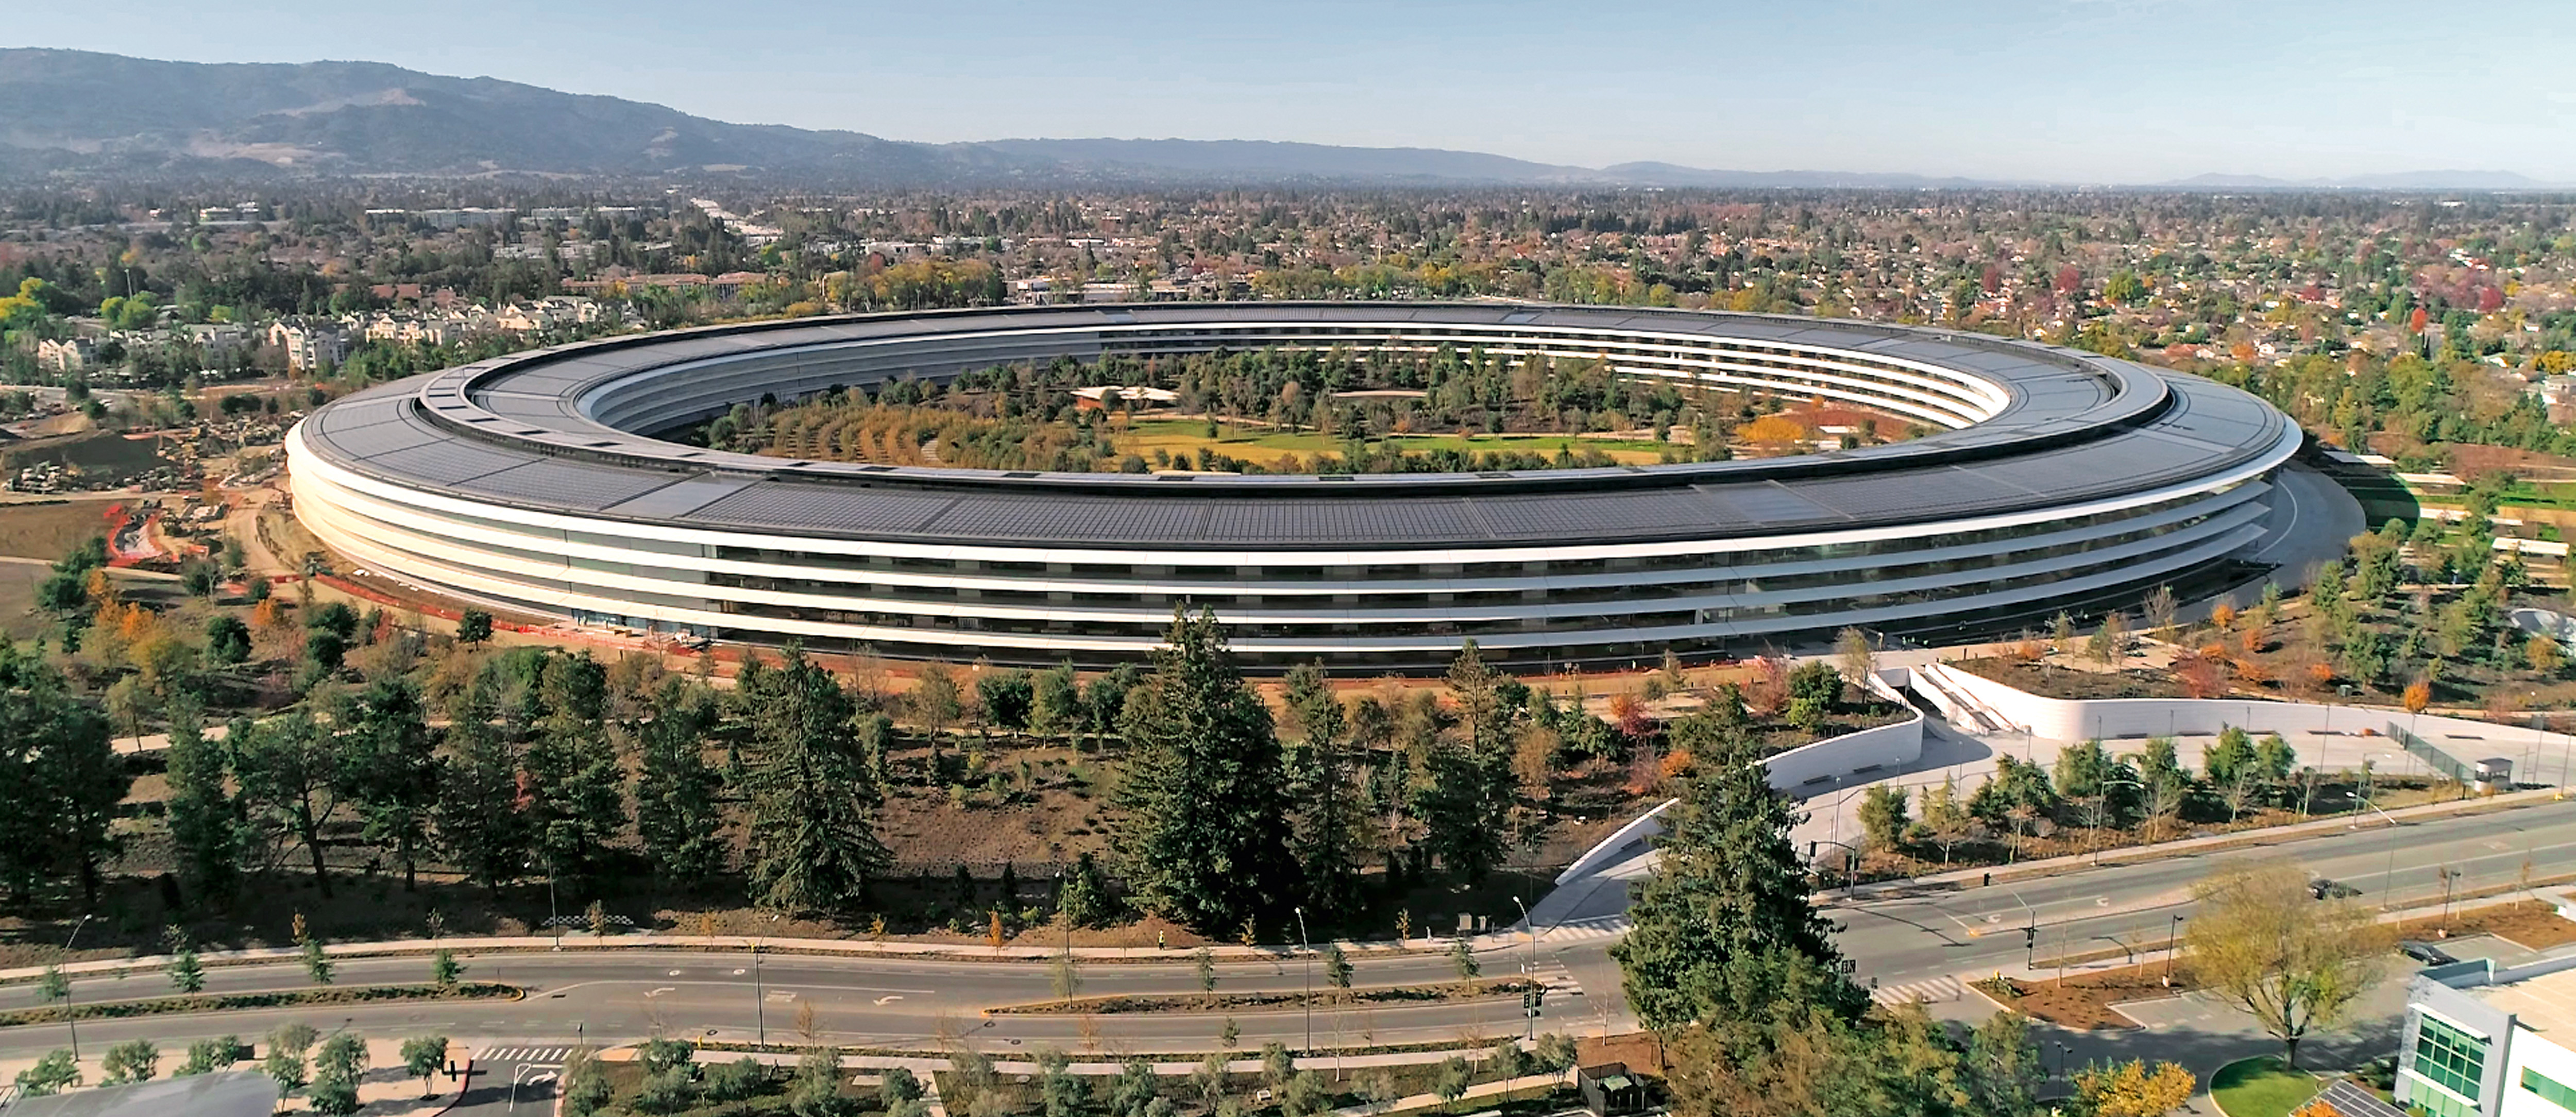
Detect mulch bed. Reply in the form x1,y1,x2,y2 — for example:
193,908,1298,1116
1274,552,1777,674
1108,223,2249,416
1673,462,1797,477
1972,962,2198,1031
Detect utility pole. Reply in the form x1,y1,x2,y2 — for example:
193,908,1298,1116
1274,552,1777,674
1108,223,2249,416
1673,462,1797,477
753,942,766,1048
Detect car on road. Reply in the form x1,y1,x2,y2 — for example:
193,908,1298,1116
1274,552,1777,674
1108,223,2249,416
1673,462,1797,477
2309,877,2363,900
2398,941,2459,966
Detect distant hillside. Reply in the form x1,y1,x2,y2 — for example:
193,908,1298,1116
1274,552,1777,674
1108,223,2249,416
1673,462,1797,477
1,49,2561,190
974,138,1595,183
2161,170,2566,191
0,48,987,179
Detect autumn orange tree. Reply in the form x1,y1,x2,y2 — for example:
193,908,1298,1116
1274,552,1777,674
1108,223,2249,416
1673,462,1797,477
2071,1058,2194,1116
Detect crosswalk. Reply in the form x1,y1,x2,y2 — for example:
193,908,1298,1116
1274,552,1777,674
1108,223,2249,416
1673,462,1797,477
1534,917,1630,944
479,1045,574,1065
1527,961,1579,992
1868,975,1964,1006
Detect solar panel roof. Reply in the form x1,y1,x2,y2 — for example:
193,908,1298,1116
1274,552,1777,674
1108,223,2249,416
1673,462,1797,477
297,303,2295,550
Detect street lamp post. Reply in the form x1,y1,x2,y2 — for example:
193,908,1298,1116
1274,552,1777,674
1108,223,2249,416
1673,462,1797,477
1293,906,1313,1055
1998,883,2037,970
62,914,91,1060
753,942,766,1048
1512,896,1540,1042
2355,797,2402,911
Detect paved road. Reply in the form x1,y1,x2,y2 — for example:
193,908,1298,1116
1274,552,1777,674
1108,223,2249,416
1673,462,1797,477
0,943,1599,1062
4,798,2566,1067
1837,796,2576,995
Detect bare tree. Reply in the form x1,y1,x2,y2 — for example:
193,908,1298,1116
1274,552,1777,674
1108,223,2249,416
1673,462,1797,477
2144,584,2178,637
1836,627,1877,688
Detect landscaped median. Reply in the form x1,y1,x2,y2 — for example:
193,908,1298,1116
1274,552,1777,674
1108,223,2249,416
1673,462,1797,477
985,978,1541,1016
0,981,519,1028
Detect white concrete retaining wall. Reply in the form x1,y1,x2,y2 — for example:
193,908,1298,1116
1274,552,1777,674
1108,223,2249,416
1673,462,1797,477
1763,710,1926,791
1918,662,2562,758
1553,798,1678,886
1552,686,1926,885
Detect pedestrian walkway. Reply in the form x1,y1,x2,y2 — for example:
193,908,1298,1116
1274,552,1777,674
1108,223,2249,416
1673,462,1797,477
1869,974,1965,1007
479,1044,574,1065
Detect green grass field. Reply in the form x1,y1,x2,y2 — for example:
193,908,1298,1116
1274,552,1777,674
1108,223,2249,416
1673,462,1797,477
2208,1057,2318,1117
1117,418,1671,467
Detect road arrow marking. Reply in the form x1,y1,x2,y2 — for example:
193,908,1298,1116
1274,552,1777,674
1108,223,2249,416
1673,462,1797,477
874,995,904,1005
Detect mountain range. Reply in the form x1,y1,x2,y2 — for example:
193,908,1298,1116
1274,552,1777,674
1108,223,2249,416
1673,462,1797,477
1,48,2562,191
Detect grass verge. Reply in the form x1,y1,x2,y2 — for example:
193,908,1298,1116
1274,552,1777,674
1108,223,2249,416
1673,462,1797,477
987,978,1539,1015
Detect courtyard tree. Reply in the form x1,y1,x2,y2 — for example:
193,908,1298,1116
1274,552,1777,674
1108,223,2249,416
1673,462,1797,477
2187,860,2390,1068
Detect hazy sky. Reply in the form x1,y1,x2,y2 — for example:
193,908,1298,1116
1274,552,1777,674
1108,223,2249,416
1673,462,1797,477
14,0,2575,182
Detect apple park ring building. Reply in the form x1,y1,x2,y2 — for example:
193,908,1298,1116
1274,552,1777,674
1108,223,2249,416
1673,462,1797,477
285,302,2304,670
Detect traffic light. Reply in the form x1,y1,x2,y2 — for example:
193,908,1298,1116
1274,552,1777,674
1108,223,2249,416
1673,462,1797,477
1523,988,1544,1018
2023,926,2037,947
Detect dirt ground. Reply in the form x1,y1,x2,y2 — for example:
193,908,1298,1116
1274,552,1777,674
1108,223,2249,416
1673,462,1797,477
1953,656,2191,701
2444,444,2576,481
2392,899,2576,949
0,496,120,561
1973,962,2197,1031
0,562,48,641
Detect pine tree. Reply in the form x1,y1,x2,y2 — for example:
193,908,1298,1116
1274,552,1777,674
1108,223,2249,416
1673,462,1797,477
1282,662,1364,913
0,640,126,908
336,678,438,891
523,654,624,888
433,684,529,891
163,690,244,905
232,710,342,899
737,649,889,915
1113,609,1294,933
634,676,728,884
1612,736,1856,1030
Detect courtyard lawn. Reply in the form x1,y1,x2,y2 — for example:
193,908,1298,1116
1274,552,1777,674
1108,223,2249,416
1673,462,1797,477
1117,418,1669,468
2209,1057,2319,1117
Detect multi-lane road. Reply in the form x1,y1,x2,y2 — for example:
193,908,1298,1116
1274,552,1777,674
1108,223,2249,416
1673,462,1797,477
5,798,2569,1074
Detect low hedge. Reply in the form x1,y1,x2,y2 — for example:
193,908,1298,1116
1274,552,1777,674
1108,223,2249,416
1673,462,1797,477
0,982,521,1027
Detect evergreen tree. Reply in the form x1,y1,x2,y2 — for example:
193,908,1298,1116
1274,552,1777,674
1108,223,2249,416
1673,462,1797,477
163,690,245,905
234,710,343,898
1282,662,1364,913
337,678,438,890
434,685,529,891
634,676,729,884
1410,736,1511,884
736,649,889,915
1612,737,1854,1030
523,653,625,888
1113,609,1294,933
0,639,127,907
